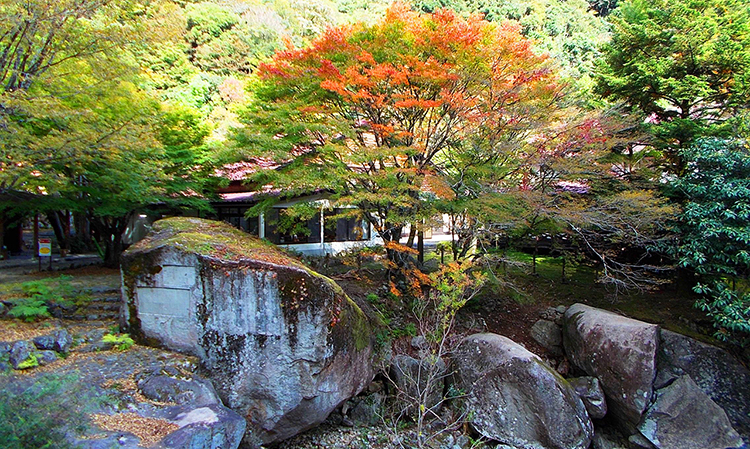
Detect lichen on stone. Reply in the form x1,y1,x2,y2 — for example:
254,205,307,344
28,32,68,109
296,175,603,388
134,217,306,268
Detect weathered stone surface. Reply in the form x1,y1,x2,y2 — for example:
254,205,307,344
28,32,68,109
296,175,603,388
10,340,37,369
36,350,58,366
591,427,628,449
138,370,220,407
348,392,384,426
121,217,375,446
32,329,72,353
540,306,566,325
453,333,593,449
569,376,607,419
563,304,658,430
656,330,750,443
389,354,446,418
156,404,247,449
53,329,73,353
411,335,429,350
637,375,743,449
531,319,563,355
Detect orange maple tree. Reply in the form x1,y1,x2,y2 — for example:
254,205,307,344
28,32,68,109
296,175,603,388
235,3,561,264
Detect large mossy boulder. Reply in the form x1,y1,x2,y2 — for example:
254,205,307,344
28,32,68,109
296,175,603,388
563,304,659,431
452,333,593,449
121,217,375,447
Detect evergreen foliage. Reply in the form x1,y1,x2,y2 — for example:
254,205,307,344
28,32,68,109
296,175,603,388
596,0,750,172
672,139,750,345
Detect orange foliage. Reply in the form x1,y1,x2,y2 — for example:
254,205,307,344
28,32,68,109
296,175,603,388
251,2,562,262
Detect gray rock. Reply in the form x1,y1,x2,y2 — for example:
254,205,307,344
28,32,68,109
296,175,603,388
453,333,593,449
541,306,566,325
36,350,58,366
591,427,628,449
52,329,73,353
530,319,563,355
138,372,220,407
569,376,607,419
10,340,37,369
629,432,656,448
411,335,429,350
389,354,446,418
156,404,246,449
637,375,743,449
74,434,142,449
656,329,750,442
455,435,470,448
32,330,71,352
0,341,10,357
121,218,375,447
32,335,56,351
563,304,658,430
349,392,384,426
0,361,11,372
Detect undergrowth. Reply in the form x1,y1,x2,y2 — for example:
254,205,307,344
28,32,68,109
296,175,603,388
5,276,81,321
0,373,106,449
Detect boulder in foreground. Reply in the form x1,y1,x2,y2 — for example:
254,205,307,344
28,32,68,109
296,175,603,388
563,304,658,431
121,217,375,446
452,333,593,449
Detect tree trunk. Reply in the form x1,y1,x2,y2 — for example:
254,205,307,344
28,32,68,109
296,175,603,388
90,213,131,269
103,234,124,268
417,229,424,265
47,211,70,252
73,211,91,250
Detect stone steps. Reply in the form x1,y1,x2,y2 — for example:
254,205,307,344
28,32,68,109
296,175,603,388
64,294,121,321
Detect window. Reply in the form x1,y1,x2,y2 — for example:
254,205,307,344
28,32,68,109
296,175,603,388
324,209,369,242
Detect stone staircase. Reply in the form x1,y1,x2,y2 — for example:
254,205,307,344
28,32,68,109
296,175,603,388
51,287,121,321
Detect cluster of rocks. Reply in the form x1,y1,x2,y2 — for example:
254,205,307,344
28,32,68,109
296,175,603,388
0,329,72,371
519,303,748,449
118,218,750,449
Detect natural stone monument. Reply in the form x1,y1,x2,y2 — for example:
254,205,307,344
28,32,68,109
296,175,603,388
452,333,593,449
121,217,375,446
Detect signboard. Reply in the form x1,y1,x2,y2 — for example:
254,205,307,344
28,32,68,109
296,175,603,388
38,238,51,257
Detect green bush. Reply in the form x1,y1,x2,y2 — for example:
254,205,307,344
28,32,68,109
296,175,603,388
102,333,135,351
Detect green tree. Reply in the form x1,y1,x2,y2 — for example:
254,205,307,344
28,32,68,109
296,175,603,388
596,0,750,173
0,0,211,266
672,139,750,345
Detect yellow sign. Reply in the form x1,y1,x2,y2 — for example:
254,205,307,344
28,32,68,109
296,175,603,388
38,239,51,257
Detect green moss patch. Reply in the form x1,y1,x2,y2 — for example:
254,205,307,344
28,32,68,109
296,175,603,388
133,217,306,268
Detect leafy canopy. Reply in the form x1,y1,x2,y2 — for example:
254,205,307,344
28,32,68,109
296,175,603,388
235,3,560,254
596,0,750,171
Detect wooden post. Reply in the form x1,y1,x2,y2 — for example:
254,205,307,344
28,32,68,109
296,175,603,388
33,214,39,258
